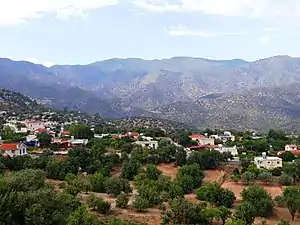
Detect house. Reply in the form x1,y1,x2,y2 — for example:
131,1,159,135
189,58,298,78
285,144,298,151
277,144,300,156
210,131,235,142
126,132,140,139
215,145,238,156
0,143,28,157
189,134,215,145
135,141,158,149
254,152,282,169
24,120,45,131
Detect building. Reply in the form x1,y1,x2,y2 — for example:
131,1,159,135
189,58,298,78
189,134,215,145
210,131,235,142
254,152,282,169
135,140,158,149
0,143,28,157
24,120,45,131
215,145,238,156
277,144,300,156
285,144,298,151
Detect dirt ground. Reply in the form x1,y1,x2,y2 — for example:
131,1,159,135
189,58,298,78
156,163,179,178
221,181,283,201
203,170,225,184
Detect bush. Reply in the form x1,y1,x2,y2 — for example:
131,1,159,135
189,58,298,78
132,197,150,212
272,167,282,177
88,195,111,214
233,168,240,175
241,172,256,184
278,174,294,186
196,183,236,208
116,193,129,209
258,172,272,182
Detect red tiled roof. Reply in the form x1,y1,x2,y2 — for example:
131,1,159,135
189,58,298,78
61,131,70,135
35,128,46,133
0,144,19,151
189,134,206,139
206,145,219,149
128,132,139,136
278,150,300,155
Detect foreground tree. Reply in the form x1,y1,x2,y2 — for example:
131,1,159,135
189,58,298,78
234,202,256,225
279,186,300,221
240,185,274,217
175,164,204,193
196,182,236,208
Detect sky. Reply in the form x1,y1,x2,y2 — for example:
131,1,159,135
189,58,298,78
1,0,300,66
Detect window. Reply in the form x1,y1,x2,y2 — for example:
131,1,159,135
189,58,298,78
12,150,15,154
23,149,25,154
277,161,280,164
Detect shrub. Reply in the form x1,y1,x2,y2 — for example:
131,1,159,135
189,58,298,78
278,174,294,186
258,172,272,183
116,193,129,209
88,195,111,214
241,172,256,184
272,167,282,177
233,168,240,175
132,197,150,212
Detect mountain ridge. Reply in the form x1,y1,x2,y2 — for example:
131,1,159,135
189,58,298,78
2,55,300,130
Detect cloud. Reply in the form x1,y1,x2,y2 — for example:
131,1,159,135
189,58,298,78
132,0,300,19
0,0,119,25
167,26,247,37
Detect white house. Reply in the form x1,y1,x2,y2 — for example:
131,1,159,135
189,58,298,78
285,144,298,151
24,120,45,131
0,143,28,157
135,141,158,149
210,131,235,142
189,134,215,145
254,152,282,169
215,145,238,156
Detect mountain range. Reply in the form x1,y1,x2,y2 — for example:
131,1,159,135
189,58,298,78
1,55,300,131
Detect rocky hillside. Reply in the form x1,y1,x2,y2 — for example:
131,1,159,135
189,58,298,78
2,56,300,130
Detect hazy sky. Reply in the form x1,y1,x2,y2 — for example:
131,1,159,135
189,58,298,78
1,0,300,66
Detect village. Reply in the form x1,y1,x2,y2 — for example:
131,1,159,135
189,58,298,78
1,116,300,225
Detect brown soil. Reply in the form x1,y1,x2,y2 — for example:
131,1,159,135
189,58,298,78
221,181,283,201
156,163,179,178
203,170,225,184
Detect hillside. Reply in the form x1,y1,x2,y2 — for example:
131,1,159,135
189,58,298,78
2,56,300,130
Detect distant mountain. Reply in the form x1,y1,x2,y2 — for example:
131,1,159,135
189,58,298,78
2,56,300,130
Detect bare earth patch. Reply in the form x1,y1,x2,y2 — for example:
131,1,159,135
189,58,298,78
156,163,179,178
203,170,225,184
221,181,283,201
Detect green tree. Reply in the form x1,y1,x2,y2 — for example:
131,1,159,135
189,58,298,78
67,206,101,225
225,219,246,225
277,220,290,225
241,172,256,185
218,206,232,225
37,133,52,148
241,185,274,217
105,178,132,197
278,174,294,186
121,160,141,180
280,186,300,221
175,147,187,166
116,193,129,208
132,196,149,212
88,194,111,214
196,182,236,208
144,164,162,180
187,150,225,170
88,172,107,193
235,202,256,225
69,123,94,139
258,172,272,183
280,151,296,162
175,164,204,193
